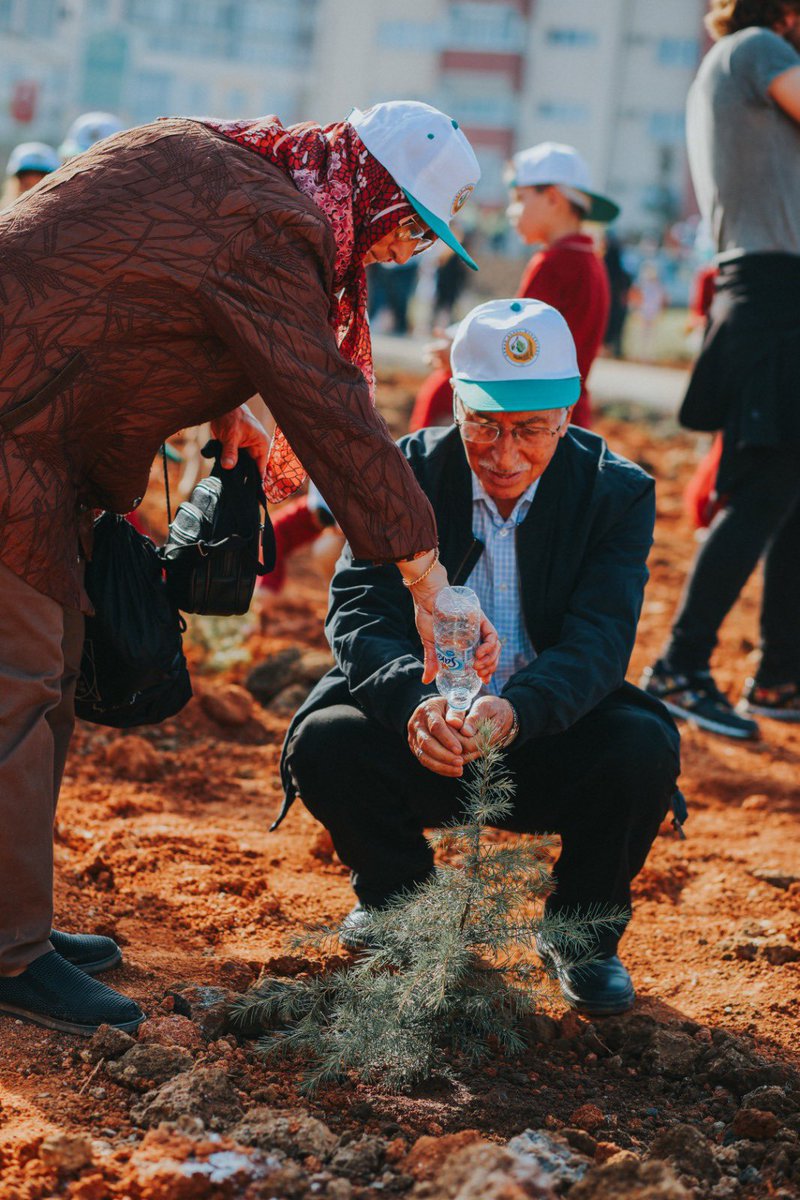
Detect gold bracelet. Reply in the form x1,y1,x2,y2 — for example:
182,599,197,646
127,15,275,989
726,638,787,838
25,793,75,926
402,547,440,589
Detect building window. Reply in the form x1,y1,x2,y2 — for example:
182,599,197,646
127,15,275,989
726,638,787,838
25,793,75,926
378,20,445,51
24,0,57,37
537,100,590,123
648,111,685,144
447,3,526,53
656,38,700,69
545,29,598,48
442,94,517,127
129,69,172,124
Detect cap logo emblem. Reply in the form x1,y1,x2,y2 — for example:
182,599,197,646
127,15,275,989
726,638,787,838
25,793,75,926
451,183,474,217
503,329,539,367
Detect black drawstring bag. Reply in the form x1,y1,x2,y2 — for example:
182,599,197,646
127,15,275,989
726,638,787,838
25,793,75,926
160,440,276,616
76,513,192,728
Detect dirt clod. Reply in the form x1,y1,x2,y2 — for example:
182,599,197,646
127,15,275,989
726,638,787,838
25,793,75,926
329,1135,386,1181
410,1139,555,1198
643,1029,702,1078
138,1014,204,1051
131,1066,243,1130
170,984,241,1039
81,1023,136,1064
106,735,161,781
106,1041,194,1090
647,1123,720,1184
570,1104,606,1132
38,1132,93,1174
732,1108,782,1140
570,1155,692,1199
200,683,254,727
232,1106,338,1160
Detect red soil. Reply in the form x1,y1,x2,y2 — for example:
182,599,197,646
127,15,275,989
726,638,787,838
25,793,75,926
0,381,798,1195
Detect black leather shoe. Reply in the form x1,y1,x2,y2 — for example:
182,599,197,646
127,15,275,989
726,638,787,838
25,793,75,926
537,937,635,1016
50,929,122,975
0,950,144,1035
339,903,380,952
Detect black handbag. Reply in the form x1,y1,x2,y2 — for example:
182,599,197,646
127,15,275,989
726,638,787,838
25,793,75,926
76,513,193,728
161,440,275,616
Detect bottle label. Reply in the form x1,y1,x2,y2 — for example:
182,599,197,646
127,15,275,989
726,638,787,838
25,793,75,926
436,646,472,672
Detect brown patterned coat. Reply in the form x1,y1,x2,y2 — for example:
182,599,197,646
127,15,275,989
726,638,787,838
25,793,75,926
0,118,436,611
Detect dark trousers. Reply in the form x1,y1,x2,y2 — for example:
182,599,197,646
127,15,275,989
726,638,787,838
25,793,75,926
286,693,680,955
664,449,800,682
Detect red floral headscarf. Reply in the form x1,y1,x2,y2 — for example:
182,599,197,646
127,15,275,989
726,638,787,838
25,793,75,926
204,116,414,501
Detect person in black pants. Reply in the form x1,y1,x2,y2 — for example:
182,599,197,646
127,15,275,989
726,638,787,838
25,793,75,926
277,299,682,1017
643,2,800,737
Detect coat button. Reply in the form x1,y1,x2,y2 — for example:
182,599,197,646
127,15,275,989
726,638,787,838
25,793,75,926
131,497,142,508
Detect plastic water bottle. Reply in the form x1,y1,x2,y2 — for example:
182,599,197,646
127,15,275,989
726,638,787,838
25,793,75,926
433,586,482,712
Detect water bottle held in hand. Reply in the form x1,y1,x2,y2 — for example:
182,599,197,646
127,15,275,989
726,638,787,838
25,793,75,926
433,585,482,712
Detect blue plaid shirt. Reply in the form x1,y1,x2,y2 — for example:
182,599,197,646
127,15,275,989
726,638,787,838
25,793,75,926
465,475,538,695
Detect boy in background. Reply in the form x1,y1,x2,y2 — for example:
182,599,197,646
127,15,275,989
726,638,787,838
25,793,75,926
507,142,619,428
410,142,619,431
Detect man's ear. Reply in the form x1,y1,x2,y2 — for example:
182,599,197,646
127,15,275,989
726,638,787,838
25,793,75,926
559,406,575,436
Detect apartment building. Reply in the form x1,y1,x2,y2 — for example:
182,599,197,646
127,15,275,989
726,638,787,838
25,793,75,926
520,0,706,230
0,0,320,154
1,0,706,232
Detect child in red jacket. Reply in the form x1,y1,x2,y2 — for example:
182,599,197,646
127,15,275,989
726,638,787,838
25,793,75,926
410,143,619,432
507,143,619,428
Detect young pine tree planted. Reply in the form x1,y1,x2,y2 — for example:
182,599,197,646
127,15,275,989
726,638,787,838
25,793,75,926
231,723,626,1091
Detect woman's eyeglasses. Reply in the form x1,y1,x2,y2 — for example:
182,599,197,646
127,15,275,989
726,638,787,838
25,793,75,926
396,214,436,254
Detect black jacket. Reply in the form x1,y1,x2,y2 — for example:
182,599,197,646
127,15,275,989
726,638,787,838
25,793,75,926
274,424,671,829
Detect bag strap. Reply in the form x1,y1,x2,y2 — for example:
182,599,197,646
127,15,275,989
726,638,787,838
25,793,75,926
161,443,172,526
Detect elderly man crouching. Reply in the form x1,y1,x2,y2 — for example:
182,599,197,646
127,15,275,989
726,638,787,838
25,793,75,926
278,299,682,1015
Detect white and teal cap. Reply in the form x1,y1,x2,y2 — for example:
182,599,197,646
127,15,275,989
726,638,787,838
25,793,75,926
347,101,480,271
59,111,124,160
451,298,581,413
510,142,620,224
6,142,60,177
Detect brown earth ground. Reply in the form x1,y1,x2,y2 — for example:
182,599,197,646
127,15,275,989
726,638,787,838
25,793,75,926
0,374,798,1199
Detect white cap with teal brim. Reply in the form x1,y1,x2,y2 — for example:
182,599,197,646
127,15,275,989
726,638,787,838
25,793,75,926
59,111,124,160
347,101,481,271
6,142,60,177
451,298,581,413
510,142,620,225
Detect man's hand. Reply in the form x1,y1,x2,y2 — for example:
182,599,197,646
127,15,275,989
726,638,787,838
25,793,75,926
408,579,501,686
407,696,466,777
210,404,269,475
456,696,517,762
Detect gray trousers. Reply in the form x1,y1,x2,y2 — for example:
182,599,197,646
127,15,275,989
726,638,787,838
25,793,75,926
0,561,84,974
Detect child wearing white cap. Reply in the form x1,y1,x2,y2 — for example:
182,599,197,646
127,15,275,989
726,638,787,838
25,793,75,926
409,141,620,433
506,142,620,429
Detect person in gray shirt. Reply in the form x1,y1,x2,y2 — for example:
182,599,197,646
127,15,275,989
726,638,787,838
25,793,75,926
643,0,800,737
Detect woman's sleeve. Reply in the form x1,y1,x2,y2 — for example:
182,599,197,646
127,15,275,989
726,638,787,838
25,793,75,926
198,218,437,563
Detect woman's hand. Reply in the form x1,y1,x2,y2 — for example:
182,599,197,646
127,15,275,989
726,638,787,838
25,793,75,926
210,404,270,475
397,552,501,685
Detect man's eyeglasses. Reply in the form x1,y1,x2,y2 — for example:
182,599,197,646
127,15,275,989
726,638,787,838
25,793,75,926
454,397,568,445
396,214,436,254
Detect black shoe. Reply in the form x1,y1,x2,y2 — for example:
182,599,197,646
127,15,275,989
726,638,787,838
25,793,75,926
536,937,635,1016
641,662,759,741
50,929,122,975
737,679,800,723
0,951,144,1035
339,903,380,952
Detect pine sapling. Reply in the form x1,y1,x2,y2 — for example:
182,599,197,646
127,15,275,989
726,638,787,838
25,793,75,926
231,722,627,1090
